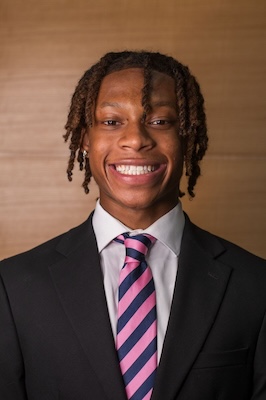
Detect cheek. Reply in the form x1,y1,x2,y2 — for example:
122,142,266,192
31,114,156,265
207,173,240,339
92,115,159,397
88,137,106,161
164,140,183,165
87,141,111,180
164,144,184,182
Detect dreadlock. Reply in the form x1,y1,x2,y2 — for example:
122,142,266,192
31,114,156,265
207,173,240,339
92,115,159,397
63,50,208,197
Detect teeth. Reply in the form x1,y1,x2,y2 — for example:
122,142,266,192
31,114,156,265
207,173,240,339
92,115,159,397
115,165,156,175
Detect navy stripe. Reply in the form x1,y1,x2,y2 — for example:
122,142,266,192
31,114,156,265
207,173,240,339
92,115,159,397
117,306,156,361
119,260,147,300
126,247,146,261
117,280,155,333
133,234,152,248
130,369,157,400
114,234,152,249
114,237,124,245
123,337,157,385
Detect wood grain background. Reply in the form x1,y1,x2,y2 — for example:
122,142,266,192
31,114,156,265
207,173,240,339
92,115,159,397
1,0,265,259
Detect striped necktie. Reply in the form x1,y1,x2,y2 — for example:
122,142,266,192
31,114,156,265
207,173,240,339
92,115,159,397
115,233,157,400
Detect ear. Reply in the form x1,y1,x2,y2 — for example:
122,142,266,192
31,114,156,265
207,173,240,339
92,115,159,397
81,129,90,154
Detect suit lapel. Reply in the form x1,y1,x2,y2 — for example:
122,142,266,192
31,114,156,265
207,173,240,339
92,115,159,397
152,218,232,400
48,216,127,400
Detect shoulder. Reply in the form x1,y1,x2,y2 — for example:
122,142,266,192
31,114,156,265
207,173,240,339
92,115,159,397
0,215,94,279
181,217,266,310
184,215,266,270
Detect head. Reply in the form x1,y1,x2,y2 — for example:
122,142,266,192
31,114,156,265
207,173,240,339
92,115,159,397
64,50,208,200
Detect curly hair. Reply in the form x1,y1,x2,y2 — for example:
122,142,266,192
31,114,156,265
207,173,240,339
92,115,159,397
63,50,208,197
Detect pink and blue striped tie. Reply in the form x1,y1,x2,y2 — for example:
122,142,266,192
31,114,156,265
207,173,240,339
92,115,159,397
115,233,157,400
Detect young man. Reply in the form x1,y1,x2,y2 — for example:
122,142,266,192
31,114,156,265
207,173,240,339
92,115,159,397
0,51,265,400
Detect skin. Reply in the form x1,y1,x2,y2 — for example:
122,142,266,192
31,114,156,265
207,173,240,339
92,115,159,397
82,68,184,229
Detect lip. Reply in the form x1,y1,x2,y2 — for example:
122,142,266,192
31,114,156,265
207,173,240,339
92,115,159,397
109,158,164,167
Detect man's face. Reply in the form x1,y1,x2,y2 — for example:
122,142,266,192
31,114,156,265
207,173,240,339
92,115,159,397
83,68,184,227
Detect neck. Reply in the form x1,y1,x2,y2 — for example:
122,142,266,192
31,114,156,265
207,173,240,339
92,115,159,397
99,199,179,230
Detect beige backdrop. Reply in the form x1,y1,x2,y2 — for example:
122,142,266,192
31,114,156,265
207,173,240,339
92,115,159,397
1,0,265,259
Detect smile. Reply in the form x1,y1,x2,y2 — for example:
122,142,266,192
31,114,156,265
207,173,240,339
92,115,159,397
115,165,156,175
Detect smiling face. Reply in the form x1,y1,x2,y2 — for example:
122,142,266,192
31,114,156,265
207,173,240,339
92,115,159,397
83,68,184,228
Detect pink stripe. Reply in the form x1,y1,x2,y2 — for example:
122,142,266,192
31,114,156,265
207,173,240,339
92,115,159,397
119,321,157,371
125,255,140,264
118,268,152,314
143,388,153,400
125,238,148,255
117,292,156,347
119,262,140,285
116,234,125,241
125,353,157,399
146,235,156,245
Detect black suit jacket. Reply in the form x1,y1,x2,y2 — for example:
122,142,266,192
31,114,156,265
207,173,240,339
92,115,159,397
0,214,266,400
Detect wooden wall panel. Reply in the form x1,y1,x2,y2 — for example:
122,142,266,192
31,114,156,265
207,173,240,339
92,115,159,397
0,0,265,259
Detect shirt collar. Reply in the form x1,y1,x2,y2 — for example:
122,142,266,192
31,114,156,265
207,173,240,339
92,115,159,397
92,200,185,256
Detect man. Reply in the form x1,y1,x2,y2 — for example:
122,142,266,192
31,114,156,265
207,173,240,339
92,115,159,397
0,51,265,400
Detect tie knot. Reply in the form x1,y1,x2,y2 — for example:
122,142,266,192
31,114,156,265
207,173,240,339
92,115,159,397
115,233,156,261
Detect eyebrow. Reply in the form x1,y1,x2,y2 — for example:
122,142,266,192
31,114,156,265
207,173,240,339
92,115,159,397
99,100,177,110
151,100,177,109
99,102,123,109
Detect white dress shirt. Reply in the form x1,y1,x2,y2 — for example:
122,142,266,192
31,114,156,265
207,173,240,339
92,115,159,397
92,201,185,361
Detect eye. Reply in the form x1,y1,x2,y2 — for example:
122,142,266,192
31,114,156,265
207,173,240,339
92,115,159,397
103,120,120,126
149,119,169,125
147,116,178,129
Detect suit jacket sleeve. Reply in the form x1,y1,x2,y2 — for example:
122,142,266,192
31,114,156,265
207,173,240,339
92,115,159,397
0,274,27,400
251,310,266,399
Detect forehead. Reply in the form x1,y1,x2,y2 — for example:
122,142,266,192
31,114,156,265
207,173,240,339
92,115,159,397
96,68,176,104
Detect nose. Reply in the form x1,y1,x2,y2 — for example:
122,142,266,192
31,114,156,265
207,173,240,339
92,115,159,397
118,121,155,151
